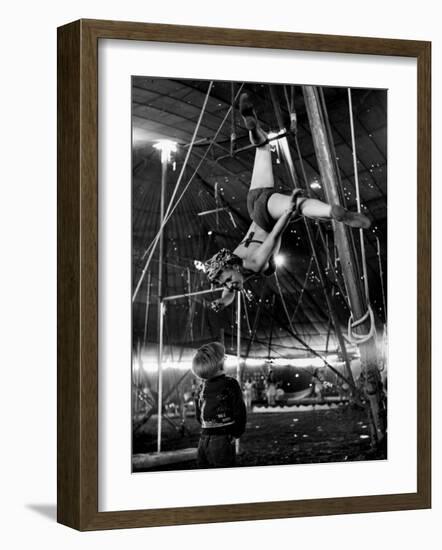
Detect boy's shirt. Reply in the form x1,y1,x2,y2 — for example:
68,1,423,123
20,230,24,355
195,374,247,438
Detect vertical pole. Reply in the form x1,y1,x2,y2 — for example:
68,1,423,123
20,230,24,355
267,294,275,361
244,284,266,361
142,271,152,348
303,85,384,441
303,86,367,323
269,85,356,394
134,341,143,415
236,291,241,454
348,89,370,302
375,236,387,321
157,156,168,453
230,82,236,157
137,340,142,391
236,291,241,382
186,268,194,341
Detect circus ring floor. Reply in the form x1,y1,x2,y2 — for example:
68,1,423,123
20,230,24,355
132,404,387,472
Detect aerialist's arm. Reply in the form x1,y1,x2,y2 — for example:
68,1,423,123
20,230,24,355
211,288,236,312
245,209,293,272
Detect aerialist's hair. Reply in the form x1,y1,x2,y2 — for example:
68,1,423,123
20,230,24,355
204,248,242,283
192,342,225,380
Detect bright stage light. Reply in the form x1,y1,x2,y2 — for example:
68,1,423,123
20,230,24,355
153,139,177,163
274,254,284,267
310,180,321,190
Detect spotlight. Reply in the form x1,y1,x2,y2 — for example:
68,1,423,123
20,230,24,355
274,254,284,267
310,180,321,190
153,140,177,163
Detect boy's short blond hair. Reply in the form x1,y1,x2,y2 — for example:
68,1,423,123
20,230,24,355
192,342,225,380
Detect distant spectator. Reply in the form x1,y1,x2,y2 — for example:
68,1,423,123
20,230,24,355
243,378,255,412
275,382,285,405
312,369,325,401
266,370,277,406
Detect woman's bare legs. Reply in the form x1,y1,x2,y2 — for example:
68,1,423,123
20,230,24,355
250,144,275,190
268,191,371,228
240,93,274,191
240,92,370,229
245,126,366,226
268,192,331,219
242,93,332,220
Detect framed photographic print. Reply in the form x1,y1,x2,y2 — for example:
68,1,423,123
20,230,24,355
57,19,431,530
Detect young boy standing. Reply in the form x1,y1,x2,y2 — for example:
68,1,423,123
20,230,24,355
192,342,247,468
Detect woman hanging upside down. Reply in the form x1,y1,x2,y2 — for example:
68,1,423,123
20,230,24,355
204,93,371,311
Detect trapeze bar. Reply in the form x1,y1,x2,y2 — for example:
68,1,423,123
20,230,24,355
182,137,228,151
216,130,292,162
163,287,223,302
182,137,211,147
197,207,228,216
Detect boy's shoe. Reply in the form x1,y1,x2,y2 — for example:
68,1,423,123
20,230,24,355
331,204,371,229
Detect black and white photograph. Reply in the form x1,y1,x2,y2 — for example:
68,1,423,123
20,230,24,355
131,78,388,472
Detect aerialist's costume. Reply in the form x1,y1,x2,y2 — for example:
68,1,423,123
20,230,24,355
246,188,276,233
246,187,306,233
204,186,307,281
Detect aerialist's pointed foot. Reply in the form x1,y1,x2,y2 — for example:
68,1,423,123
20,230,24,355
239,93,267,146
331,204,371,229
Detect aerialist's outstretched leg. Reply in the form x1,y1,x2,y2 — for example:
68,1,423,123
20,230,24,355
240,93,371,229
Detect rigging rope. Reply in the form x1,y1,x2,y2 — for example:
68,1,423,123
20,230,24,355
347,88,370,304
240,290,252,335
272,88,357,390
140,81,214,265
142,272,152,347
133,81,214,301
230,82,237,156
345,89,377,347
133,83,245,302
243,284,267,360
344,305,376,345
274,271,353,387
161,83,244,234
290,254,314,323
267,295,276,360
375,235,387,322
287,94,351,309
275,272,298,340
